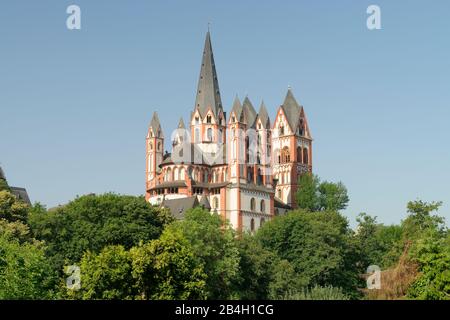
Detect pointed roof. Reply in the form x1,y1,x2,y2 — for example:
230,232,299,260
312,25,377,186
257,101,271,128
149,112,163,137
194,31,223,118
280,88,302,132
242,96,257,128
199,194,211,209
177,118,185,129
230,95,243,121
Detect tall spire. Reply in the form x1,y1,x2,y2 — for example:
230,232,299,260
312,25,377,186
149,112,163,138
281,88,302,132
194,31,223,118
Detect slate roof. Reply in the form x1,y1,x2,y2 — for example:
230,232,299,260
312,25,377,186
194,31,223,118
149,112,163,138
280,89,302,132
199,195,211,209
161,196,199,219
10,187,31,206
257,101,271,128
242,97,257,128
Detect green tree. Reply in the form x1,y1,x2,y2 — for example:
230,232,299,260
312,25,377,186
130,228,207,300
295,175,349,212
0,190,29,223
168,208,240,299
257,210,362,297
72,245,137,300
0,234,57,299
28,193,172,267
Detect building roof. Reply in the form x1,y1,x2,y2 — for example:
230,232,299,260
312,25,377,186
149,112,163,138
178,118,186,129
230,95,243,121
199,194,211,209
0,166,5,180
257,101,271,128
194,31,223,118
161,196,199,219
242,97,257,128
280,88,302,132
10,187,31,206
274,197,292,210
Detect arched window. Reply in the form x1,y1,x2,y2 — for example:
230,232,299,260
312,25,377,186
157,142,161,151
166,168,172,181
174,167,179,180
278,189,282,199
260,218,265,227
250,198,256,211
180,167,185,180
297,146,302,162
213,197,219,209
260,200,265,213
204,171,208,183
206,115,212,124
281,147,290,163
207,128,213,141
303,148,309,165
299,119,305,136
279,125,284,136
149,142,153,150
250,218,255,232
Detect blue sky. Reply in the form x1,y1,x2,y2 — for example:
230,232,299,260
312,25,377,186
1,0,449,226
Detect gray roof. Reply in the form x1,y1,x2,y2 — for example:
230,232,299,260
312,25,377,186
242,97,257,128
149,112,163,138
10,187,31,206
162,196,199,219
178,118,186,129
257,101,271,128
194,31,223,118
274,198,292,210
199,195,211,209
230,95,243,121
280,89,302,132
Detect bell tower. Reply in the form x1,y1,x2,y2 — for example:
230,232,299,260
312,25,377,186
272,88,312,207
146,112,164,200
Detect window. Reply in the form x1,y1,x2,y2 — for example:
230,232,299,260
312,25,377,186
207,115,212,124
180,167,185,180
279,125,284,136
195,116,200,125
207,128,213,141
157,142,161,150
232,116,236,123
303,148,309,165
281,147,290,163
174,167,179,180
260,200,265,213
149,142,153,150
278,189,282,199
297,146,302,162
250,198,256,211
213,197,219,209
250,218,255,232
260,218,265,227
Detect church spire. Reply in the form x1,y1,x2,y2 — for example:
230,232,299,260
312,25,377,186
194,31,223,118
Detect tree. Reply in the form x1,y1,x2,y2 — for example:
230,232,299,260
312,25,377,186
0,190,29,223
28,193,172,266
295,175,349,212
130,228,207,300
257,210,362,297
0,234,57,299
168,208,240,299
72,245,137,300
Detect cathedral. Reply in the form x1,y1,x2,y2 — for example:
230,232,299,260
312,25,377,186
145,31,313,233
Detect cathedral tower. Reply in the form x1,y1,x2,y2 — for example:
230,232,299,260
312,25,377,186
146,112,164,200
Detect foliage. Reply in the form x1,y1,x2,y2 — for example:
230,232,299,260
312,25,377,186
280,285,350,300
0,190,29,223
295,174,349,212
130,228,207,300
28,193,171,266
0,234,57,299
257,210,362,298
72,245,137,300
168,208,240,299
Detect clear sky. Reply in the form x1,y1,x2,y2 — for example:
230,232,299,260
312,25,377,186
1,0,449,226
